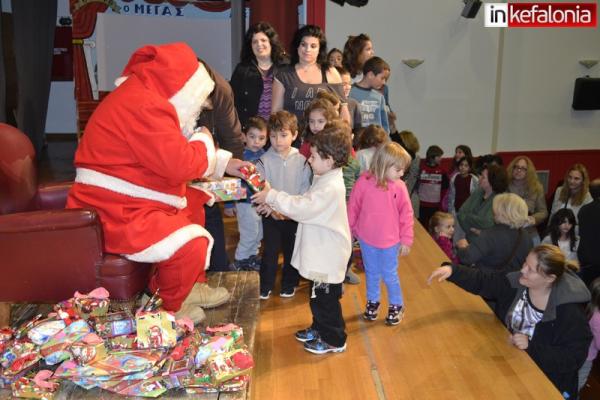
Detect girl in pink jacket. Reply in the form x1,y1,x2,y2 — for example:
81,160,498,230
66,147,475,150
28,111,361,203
348,142,414,325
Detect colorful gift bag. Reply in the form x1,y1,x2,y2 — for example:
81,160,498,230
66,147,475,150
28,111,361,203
136,311,177,349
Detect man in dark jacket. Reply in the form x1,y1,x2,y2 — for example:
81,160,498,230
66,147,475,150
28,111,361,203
196,60,245,271
578,179,600,286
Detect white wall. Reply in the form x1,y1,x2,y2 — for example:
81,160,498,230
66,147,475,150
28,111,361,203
326,0,600,155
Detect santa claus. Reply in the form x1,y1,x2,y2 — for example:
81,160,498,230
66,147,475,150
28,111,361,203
67,42,243,323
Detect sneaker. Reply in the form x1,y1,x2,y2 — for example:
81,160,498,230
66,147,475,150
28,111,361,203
247,255,262,271
344,269,361,285
184,283,230,309
385,304,405,326
233,258,251,271
295,327,319,343
363,301,380,321
279,287,296,298
259,289,272,300
303,337,346,354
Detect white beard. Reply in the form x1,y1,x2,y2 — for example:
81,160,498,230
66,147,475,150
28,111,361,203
180,106,203,139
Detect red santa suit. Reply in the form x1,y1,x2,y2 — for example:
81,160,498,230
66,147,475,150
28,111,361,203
66,43,230,311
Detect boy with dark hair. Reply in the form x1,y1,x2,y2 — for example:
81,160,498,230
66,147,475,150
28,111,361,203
229,116,269,271
418,145,449,228
349,56,391,133
255,111,312,299
253,120,353,354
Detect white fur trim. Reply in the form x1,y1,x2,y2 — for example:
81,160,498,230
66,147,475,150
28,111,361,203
189,131,216,178
124,224,214,268
212,149,232,180
169,62,215,131
114,76,128,87
75,168,187,209
187,185,216,207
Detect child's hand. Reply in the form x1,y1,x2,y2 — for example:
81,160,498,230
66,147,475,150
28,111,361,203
456,239,469,249
223,207,236,218
399,245,411,257
510,333,529,350
251,181,271,205
427,266,453,285
255,203,273,216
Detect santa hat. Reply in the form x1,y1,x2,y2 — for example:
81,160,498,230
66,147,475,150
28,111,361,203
114,42,215,131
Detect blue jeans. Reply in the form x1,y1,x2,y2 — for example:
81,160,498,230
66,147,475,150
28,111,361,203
359,240,403,306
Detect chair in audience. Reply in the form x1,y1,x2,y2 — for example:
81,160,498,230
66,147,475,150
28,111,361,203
0,123,151,325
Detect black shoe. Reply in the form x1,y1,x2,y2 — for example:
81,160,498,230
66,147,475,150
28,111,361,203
279,287,296,298
385,304,405,326
259,289,272,300
363,301,380,321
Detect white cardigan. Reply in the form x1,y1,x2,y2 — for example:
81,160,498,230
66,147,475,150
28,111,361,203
265,168,352,284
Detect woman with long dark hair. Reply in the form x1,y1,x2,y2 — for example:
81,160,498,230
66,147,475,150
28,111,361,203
271,25,350,128
230,22,286,130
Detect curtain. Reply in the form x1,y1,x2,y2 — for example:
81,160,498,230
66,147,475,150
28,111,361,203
0,12,5,123
11,0,57,155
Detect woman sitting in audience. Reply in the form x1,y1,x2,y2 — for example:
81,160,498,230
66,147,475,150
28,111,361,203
507,156,548,244
397,130,421,216
457,164,508,242
428,244,592,399
550,163,592,225
542,208,579,263
457,193,533,274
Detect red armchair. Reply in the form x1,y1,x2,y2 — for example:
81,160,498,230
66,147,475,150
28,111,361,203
0,123,151,323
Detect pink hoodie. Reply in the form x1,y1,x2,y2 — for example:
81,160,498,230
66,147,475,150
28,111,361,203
348,173,414,248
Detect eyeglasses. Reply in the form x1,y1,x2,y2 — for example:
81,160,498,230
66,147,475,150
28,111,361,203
513,166,528,172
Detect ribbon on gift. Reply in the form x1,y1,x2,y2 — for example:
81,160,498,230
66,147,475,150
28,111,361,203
74,287,110,299
32,370,58,391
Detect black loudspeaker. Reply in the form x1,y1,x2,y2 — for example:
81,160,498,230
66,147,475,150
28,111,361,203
572,77,600,110
461,0,482,18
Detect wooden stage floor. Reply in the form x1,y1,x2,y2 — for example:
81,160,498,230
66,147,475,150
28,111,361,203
228,217,563,400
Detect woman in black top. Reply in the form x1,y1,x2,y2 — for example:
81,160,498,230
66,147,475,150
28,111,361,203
271,25,350,127
230,22,286,130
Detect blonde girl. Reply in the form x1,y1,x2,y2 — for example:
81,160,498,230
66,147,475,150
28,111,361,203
348,142,414,325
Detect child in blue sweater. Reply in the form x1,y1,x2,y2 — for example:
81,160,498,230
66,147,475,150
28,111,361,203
349,56,390,133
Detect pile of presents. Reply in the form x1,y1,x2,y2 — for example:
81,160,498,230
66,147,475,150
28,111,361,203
0,287,254,398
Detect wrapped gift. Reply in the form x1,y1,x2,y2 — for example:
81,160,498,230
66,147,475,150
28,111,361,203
40,319,92,365
95,376,168,398
73,287,110,319
183,367,218,392
11,370,59,400
1,341,37,369
27,320,66,346
160,356,194,389
0,328,13,354
219,374,250,392
190,177,246,202
206,323,244,346
107,334,138,350
195,335,234,367
239,164,266,193
91,311,135,338
70,333,107,365
207,348,254,384
136,311,177,349
52,299,80,325
53,349,164,379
